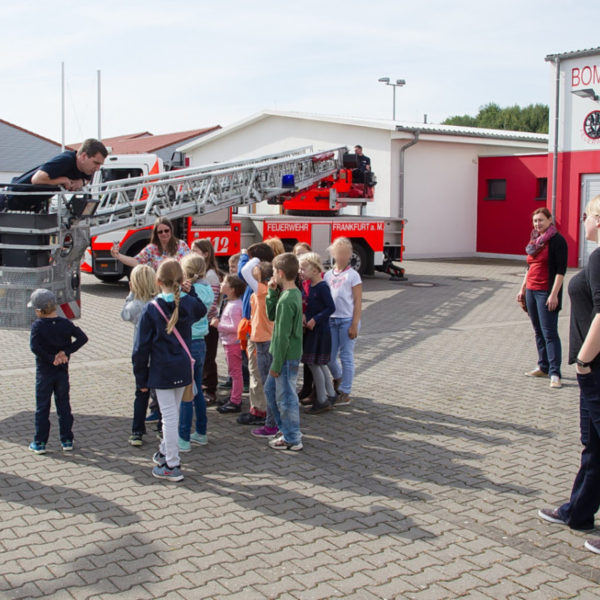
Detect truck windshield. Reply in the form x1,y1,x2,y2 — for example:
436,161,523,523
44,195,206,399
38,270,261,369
101,168,144,183
100,168,144,201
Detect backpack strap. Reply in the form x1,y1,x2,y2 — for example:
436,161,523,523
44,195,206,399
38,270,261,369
152,300,194,367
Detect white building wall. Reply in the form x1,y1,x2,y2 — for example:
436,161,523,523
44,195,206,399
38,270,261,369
184,113,546,259
185,116,394,218
398,140,478,258
399,140,540,259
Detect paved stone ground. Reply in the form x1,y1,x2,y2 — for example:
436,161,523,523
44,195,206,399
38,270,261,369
1,259,600,599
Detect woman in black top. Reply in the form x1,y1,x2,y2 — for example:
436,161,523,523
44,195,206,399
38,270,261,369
537,195,600,556
517,208,568,388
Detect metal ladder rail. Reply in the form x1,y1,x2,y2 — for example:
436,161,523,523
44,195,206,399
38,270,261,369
78,146,324,225
89,146,345,197
89,152,343,235
0,146,315,199
180,145,315,173
88,148,345,236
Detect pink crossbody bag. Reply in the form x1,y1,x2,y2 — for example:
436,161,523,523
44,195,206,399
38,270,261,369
152,300,196,402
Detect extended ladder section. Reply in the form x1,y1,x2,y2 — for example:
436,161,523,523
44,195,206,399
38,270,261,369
89,147,346,236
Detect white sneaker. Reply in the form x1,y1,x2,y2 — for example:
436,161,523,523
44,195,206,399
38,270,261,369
269,437,303,451
550,375,562,389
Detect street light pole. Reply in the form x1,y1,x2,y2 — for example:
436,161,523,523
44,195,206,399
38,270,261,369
378,77,406,120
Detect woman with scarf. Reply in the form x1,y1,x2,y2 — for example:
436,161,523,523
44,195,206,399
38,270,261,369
517,207,568,388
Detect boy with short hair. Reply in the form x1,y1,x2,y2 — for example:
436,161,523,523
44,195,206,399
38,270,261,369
28,288,88,454
264,253,304,451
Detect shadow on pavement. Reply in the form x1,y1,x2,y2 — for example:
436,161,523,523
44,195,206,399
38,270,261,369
0,398,540,536
0,471,140,526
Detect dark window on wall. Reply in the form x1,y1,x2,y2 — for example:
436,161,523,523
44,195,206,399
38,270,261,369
486,179,506,200
536,177,548,201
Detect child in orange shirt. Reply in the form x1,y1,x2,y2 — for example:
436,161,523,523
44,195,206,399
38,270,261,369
239,261,275,428
238,243,275,425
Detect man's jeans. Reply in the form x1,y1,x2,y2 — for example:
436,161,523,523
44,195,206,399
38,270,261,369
526,289,562,378
328,317,358,394
264,359,301,445
558,368,600,530
179,339,207,439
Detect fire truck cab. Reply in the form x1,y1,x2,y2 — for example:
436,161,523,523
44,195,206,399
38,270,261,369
82,153,175,281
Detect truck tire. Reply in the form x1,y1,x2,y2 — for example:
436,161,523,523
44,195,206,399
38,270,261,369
95,274,123,283
350,242,368,276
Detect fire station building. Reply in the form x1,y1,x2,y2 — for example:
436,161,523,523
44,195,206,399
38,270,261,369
479,46,600,268
181,47,600,267
179,111,547,261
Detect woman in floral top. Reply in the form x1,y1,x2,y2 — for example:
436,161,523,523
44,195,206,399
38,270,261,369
111,217,190,272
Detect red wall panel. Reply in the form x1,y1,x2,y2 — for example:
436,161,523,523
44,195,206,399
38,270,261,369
477,150,600,267
477,154,548,256
549,149,600,267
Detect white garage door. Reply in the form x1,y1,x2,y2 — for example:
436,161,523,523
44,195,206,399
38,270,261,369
580,174,600,267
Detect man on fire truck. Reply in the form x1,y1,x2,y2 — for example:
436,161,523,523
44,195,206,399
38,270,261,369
1,138,107,213
353,144,371,181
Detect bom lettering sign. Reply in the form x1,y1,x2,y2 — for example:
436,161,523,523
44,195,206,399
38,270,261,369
571,64,600,88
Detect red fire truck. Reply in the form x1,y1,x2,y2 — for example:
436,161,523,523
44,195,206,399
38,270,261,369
85,151,405,280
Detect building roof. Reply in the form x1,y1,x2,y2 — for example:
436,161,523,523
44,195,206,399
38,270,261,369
0,118,62,148
394,122,548,143
100,132,154,143
70,127,221,154
178,110,548,152
545,47,600,62
0,118,64,175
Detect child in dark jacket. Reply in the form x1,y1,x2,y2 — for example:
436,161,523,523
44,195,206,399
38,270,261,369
28,288,88,454
298,252,336,414
133,259,206,482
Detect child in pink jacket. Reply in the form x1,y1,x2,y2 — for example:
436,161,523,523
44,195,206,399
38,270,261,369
212,275,246,413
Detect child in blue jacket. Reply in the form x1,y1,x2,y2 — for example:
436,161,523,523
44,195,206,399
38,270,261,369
133,259,206,482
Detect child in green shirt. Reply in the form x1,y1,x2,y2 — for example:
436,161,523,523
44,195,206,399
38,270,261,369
264,253,304,451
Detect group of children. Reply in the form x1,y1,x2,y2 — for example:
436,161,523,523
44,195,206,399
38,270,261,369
27,234,362,482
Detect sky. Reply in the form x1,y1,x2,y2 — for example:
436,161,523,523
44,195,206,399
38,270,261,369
1,0,599,145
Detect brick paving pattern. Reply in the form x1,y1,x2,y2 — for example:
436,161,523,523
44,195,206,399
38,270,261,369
1,259,599,599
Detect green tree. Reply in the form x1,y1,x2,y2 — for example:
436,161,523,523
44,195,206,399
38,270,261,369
442,103,549,133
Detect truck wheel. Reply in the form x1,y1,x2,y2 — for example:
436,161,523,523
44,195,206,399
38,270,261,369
350,242,368,276
95,274,123,283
